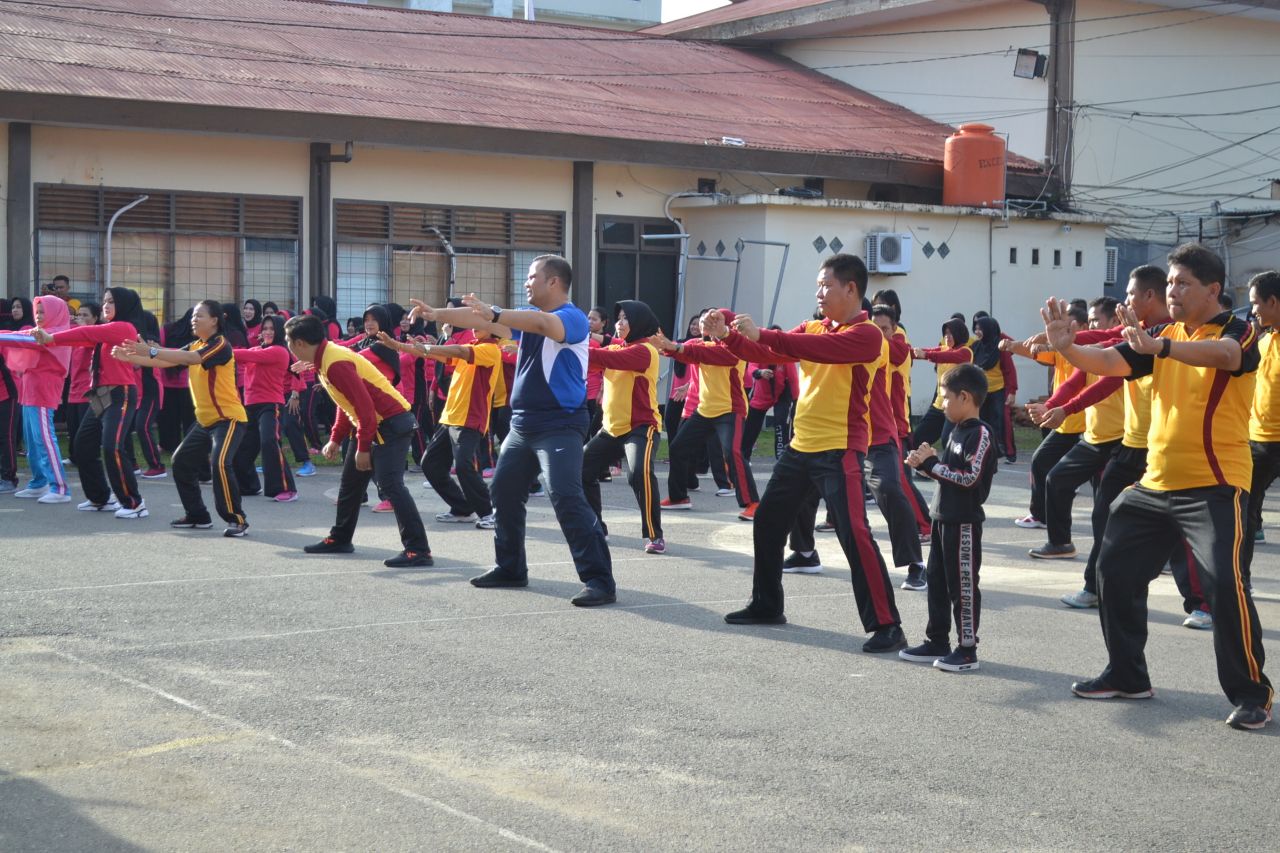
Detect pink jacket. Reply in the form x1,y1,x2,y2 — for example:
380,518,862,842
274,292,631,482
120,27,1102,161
0,296,72,408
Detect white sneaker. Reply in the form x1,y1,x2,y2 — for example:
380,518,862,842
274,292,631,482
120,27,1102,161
1183,609,1213,630
78,498,122,512
115,500,149,520
715,487,735,497
1013,515,1046,529
1061,589,1099,609
475,513,497,530
37,491,71,504
14,485,49,499
435,511,476,523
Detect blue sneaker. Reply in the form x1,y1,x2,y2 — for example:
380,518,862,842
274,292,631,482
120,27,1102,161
296,461,317,477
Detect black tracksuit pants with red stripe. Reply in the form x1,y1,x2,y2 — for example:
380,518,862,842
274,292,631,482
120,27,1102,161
668,411,758,507
1095,484,1272,708
582,424,663,541
750,446,901,632
75,384,142,510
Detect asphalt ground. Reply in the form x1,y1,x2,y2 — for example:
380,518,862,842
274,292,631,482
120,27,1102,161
1,454,1278,852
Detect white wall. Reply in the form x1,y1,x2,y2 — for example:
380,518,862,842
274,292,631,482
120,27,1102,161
780,0,1050,164
674,196,1106,407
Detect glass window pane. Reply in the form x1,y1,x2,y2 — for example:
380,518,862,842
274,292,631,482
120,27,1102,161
638,254,679,338
641,221,680,253
336,243,388,323
116,233,177,324
510,249,555,307
600,219,636,248
37,230,100,302
242,238,299,315
597,252,637,319
456,251,508,309
391,247,448,311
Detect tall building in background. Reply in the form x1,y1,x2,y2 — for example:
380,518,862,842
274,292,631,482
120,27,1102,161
336,0,661,30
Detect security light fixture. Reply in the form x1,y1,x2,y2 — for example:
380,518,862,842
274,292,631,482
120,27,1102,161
1013,48,1047,79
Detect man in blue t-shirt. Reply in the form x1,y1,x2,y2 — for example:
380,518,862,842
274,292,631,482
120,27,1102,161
412,255,615,606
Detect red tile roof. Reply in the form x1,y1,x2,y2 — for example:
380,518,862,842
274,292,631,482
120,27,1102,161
0,0,1048,173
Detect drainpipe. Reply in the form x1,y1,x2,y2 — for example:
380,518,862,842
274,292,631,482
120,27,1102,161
309,142,353,305
104,195,149,289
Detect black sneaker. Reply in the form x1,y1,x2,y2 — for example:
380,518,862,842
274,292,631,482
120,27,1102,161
782,551,823,574
899,640,950,662
1029,543,1077,559
170,516,213,529
1226,704,1272,731
470,568,529,588
901,564,927,591
303,537,354,554
571,586,616,607
815,518,836,533
862,625,907,653
384,550,433,568
934,646,979,672
724,607,786,625
223,523,249,538
1070,675,1154,700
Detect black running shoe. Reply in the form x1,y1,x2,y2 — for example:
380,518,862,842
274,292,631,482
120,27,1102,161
782,551,823,574
1226,704,1271,731
303,537,354,554
862,626,907,653
170,516,213,529
1070,676,1153,700
899,641,950,663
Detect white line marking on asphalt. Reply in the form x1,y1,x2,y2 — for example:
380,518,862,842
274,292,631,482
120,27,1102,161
45,648,563,853
0,557,655,595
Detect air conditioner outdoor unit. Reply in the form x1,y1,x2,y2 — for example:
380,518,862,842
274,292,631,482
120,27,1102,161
866,232,912,274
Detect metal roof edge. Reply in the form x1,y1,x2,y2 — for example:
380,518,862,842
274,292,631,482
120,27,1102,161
670,193,1112,224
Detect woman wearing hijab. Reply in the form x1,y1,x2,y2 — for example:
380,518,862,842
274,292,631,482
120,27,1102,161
5,296,33,332
157,307,196,453
0,295,73,502
242,299,263,347
34,287,148,516
345,304,402,512
910,317,974,450
582,300,666,553
970,315,1007,454
114,300,249,537
231,314,297,501
64,301,100,463
132,310,167,479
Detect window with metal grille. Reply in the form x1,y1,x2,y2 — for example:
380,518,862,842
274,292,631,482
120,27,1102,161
35,184,301,323
335,200,564,318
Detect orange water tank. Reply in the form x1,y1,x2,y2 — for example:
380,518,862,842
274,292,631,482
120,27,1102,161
943,124,1007,207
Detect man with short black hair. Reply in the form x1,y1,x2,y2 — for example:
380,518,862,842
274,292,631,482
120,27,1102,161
416,255,616,607
706,253,906,652
285,313,431,568
1044,243,1273,731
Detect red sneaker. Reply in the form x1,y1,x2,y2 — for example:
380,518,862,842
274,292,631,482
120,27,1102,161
660,497,692,511
738,502,759,521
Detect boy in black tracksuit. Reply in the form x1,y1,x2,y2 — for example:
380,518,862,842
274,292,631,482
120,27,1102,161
900,364,997,672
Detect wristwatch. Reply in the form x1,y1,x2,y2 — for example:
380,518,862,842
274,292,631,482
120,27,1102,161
1157,337,1172,359
149,346,159,358
490,306,503,323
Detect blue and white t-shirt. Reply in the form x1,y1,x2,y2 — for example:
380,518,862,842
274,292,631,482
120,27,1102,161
510,302,589,434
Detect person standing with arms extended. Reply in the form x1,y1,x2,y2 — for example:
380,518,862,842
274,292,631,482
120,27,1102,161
284,314,431,568
34,287,148,517
704,254,906,652
415,256,615,606
1044,243,1272,731
115,300,249,536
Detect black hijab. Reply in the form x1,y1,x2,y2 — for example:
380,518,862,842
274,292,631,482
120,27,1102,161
357,304,400,384
971,316,1002,371
614,300,659,343
6,296,33,331
243,299,263,330
106,287,146,334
